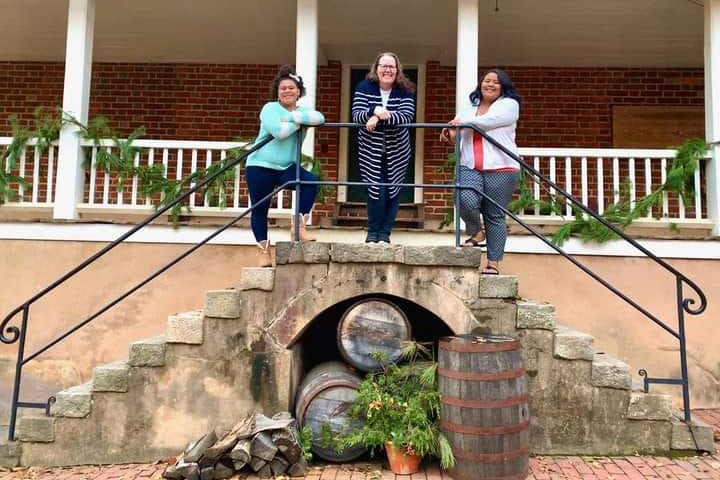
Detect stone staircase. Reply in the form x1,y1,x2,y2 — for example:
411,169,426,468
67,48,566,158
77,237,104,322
0,242,713,467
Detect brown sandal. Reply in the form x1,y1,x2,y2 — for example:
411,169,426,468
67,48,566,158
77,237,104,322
481,265,499,275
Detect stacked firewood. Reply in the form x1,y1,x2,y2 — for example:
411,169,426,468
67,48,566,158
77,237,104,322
162,412,309,479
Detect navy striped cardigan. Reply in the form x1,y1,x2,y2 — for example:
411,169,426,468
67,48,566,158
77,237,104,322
351,79,416,199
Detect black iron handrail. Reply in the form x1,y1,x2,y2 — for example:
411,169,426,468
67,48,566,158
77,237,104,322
312,122,706,424
0,135,276,440
1,121,706,445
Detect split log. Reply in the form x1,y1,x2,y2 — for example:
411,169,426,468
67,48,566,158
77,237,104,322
269,455,290,476
257,464,273,479
213,459,235,479
272,427,302,463
248,456,268,472
174,462,200,479
250,431,278,461
184,431,218,463
287,457,309,477
199,466,214,480
229,438,252,464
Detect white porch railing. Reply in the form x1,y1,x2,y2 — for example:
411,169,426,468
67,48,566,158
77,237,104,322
517,147,709,223
0,138,711,226
0,137,58,207
79,139,296,218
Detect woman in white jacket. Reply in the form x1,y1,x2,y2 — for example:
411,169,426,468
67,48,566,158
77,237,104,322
441,69,521,275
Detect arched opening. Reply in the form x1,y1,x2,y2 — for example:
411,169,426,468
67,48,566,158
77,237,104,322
296,293,453,377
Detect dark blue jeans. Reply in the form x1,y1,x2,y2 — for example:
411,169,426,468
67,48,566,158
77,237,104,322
246,164,318,242
366,186,400,243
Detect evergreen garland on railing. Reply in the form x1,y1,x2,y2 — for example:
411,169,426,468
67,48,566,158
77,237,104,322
436,138,707,244
0,110,332,220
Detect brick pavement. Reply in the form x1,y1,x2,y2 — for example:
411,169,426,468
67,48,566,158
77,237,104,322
1,410,718,480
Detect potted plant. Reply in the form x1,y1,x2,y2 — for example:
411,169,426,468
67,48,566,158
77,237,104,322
336,343,455,474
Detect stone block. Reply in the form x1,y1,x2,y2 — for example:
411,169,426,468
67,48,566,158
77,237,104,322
329,243,404,263
671,416,714,452
50,382,92,418
517,300,556,330
92,361,130,393
16,415,54,443
166,310,204,344
128,336,166,367
517,329,554,378
239,267,275,291
553,325,594,361
627,392,672,421
591,353,631,390
403,246,481,266
467,298,518,335
205,289,241,318
275,242,330,264
0,437,20,468
477,275,518,299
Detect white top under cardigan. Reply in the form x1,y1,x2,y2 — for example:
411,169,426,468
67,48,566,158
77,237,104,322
455,97,520,171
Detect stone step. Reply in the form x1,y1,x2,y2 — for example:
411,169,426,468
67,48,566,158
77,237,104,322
0,426,21,468
553,324,594,360
92,361,129,393
591,353,631,390
239,267,276,291
516,299,556,330
205,289,241,318
166,310,204,345
670,412,715,452
50,381,92,418
627,391,673,421
16,414,54,443
129,336,166,367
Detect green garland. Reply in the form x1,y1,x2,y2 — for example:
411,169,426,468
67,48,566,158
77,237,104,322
1,110,331,220
436,138,707,244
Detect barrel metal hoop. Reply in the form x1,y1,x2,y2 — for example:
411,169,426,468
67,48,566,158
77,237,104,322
296,379,359,423
448,470,528,480
439,339,520,353
440,419,530,435
441,394,529,409
438,367,525,381
452,445,529,462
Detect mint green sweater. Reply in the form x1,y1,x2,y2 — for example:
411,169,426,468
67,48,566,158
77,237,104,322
246,102,325,170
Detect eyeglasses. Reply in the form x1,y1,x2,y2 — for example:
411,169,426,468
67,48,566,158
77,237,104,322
378,64,397,71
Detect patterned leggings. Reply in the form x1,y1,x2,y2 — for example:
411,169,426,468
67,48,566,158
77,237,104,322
458,166,519,261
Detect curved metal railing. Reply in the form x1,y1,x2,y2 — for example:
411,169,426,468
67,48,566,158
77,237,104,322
1,121,706,443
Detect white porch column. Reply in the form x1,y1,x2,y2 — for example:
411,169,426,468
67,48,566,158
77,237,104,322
53,0,95,220
456,0,479,114
705,0,720,236
296,0,318,158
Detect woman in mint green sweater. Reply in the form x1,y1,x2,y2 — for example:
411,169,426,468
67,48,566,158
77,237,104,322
246,65,325,266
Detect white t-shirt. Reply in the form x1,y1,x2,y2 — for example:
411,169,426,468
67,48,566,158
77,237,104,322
380,88,391,108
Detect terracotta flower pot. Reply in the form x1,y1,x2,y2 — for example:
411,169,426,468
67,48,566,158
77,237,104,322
384,441,422,475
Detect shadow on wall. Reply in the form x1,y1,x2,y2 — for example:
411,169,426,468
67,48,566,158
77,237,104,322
0,356,82,427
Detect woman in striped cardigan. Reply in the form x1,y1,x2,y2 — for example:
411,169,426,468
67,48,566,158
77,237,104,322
352,52,416,244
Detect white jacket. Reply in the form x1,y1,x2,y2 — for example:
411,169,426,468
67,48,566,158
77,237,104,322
456,97,520,171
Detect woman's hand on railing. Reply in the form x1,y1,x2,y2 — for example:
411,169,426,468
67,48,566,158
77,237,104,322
440,127,457,145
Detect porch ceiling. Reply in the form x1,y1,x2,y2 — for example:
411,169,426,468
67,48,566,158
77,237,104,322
0,0,704,67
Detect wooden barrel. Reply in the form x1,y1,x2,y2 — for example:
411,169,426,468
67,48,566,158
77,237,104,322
438,334,530,480
337,298,411,372
294,361,367,462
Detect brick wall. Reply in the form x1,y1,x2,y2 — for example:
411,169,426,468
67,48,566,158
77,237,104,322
0,61,704,222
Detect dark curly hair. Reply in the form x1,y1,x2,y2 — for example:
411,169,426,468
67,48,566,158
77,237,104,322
270,64,306,100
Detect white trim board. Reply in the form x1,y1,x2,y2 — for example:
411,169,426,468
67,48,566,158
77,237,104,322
0,222,718,260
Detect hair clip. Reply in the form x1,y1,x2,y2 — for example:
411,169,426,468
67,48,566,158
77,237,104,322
288,72,302,84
